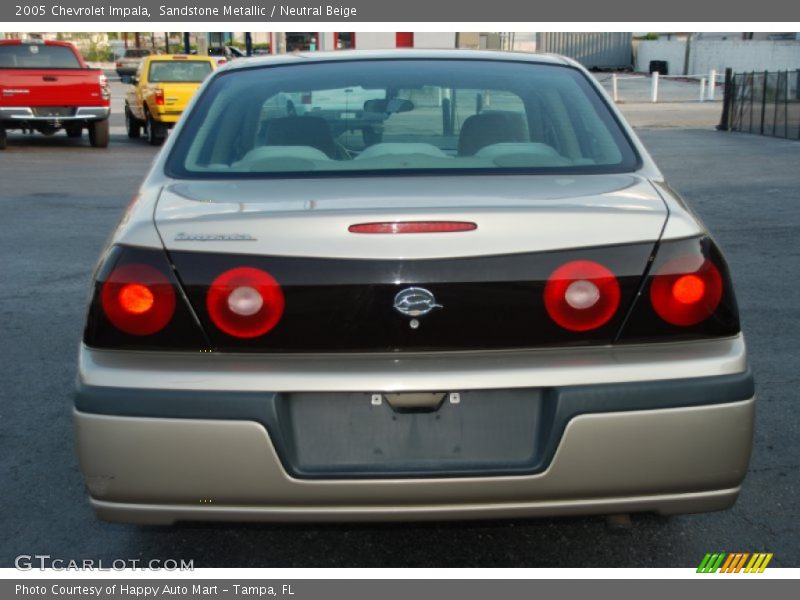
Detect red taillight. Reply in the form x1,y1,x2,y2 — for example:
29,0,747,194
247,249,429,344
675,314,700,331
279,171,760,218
650,256,723,326
115,61,122,68
218,58,227,65
206,267,285,338
154,88,164,106
100,264,176,335
544,260,621,332
300,93,312,104
99,74,110,100
349,221,477,234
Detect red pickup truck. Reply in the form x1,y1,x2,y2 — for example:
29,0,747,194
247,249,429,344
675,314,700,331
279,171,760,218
0,39,111,149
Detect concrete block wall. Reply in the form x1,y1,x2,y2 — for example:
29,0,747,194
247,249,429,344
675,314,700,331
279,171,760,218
689,41,800,74
413,32,457,49
351,32,396,50
634,40,688,75
347,32,457,50
636,39,800,75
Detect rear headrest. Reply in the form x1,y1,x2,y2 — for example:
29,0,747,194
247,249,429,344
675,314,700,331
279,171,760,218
262,116,337,158
457,112,527,156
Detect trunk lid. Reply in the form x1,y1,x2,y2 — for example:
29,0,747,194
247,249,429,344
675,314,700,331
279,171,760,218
155,174,667,260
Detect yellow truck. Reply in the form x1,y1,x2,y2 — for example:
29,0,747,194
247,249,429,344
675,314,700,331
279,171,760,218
124,54,216,145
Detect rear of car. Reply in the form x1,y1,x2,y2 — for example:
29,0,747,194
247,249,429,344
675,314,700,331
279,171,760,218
124,55,215,145
75,51,753,524
115,48,152,80
191,47,245,68
0,40,111,149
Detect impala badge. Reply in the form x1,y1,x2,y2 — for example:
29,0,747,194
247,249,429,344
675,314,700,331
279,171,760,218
174,232,256,242
393,287,442,317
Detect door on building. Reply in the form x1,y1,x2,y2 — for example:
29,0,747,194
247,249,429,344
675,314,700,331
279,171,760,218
396,32,414,48
286,32,320,51
335,33,356,49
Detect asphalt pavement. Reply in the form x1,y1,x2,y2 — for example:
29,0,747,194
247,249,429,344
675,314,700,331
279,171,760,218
1,92,798,567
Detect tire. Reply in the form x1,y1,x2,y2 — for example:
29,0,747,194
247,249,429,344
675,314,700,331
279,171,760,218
0,126,7,150
146,113,165,146
65,124,83,138
88,119,110,148
125,106,141,139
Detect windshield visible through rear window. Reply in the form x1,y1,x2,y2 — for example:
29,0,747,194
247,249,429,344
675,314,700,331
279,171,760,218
166,59,640,178
148,60,213,83
0,44,81,69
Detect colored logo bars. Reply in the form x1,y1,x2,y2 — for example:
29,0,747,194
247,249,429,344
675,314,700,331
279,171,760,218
697,552,773,573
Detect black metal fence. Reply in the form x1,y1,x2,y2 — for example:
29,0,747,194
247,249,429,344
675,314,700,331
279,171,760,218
719,69,800,140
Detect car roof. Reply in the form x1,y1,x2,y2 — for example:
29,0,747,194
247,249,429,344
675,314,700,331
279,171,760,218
222,48,571,72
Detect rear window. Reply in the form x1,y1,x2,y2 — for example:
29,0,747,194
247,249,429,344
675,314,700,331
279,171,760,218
0,44,81,69
148,60,213,83
167,59,639,178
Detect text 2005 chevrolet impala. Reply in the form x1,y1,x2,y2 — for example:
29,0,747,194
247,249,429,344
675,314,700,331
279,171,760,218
75,50,754,524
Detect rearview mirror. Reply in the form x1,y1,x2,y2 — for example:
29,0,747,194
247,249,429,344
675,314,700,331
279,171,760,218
363,98,414,114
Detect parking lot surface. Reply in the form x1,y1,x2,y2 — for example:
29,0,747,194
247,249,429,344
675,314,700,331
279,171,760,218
1,87,798,567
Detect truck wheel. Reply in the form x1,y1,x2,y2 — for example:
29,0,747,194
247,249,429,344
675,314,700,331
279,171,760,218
88,119,110,148
125,106,141,139
146,113,165,146
0,126,7,150
65,124,83,138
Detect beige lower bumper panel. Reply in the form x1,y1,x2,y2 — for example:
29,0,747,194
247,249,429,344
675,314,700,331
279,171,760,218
75,398,754,523
90,488,741,525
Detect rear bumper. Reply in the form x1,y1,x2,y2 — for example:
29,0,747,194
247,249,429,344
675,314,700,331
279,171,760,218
151,109,182,124
76,397,754,524
0,106,110,122
74,335,755,523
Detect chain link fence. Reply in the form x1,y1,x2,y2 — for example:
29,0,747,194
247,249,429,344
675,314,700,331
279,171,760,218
720,69,800,139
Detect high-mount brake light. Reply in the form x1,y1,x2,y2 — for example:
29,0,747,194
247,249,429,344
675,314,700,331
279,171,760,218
349,221,477,234
206,267,285,338
650,256,723,326
100,264,176,335
544,260,621,332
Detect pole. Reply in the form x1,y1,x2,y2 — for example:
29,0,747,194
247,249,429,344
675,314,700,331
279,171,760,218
699,78,706,102
708,69,716,100
164,32,169,54
183,33,190,54
760,70,768,135
651,71,659,103
717,67,733,131
612,73,619,102
245,32,253,56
